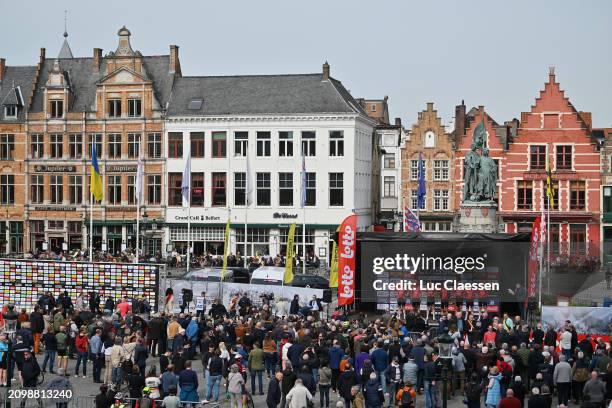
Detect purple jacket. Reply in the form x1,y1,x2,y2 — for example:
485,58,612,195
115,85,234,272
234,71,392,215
355,351,371,375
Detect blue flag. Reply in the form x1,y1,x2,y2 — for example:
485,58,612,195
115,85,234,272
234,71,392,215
417,152,426,209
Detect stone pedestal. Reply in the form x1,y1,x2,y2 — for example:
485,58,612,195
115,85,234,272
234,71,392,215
456,201,499,233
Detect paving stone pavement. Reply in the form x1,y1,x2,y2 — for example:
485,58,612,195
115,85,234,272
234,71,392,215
4,354,578,408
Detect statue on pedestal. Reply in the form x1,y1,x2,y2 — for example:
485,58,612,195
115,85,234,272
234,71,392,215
462,120,497,203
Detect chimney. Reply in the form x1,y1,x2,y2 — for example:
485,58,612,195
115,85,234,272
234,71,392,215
426,102,434,111
322,61,330,81
169,45,181,74
394,117,402,127
454,100,466,137
39,48,46,64
0,59,5,82
93,48,102,72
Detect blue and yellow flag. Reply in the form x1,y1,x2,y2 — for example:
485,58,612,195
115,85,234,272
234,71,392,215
90,143,103,201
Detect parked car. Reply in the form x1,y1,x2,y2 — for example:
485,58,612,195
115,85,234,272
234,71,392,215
291,274,329,289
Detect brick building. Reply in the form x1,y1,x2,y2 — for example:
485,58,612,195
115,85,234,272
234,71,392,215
0,59,36,253
16,27,177,254
401,102,455,232
499,68,601,255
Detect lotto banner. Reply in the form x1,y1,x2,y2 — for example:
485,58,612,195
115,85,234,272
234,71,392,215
337,214,357,306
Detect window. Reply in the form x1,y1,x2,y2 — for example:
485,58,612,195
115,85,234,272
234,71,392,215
0,175,14,204
529,145,546,170
556,145,572,170
211,132,226,158
517,180,532,210
50,100,63,118
305,173,316,206
30,220,44,234
410,159,419,180
433,189,449,211
410,189,426,210
50,175,63,204
236,228,270,257
127,133,140,158
31,175,44,204
108,175,121,205
329,131,344,156
234,132,248,157
128,99,142,117
125,175,135,204
570,180,586,210
570,224,586,254
168,132,183,158
108,134,122,158
329,172,344,206
69,134,82,158
69,175,82,205
256,132,271,157
279,173,293,206
433,159,449,181
212,173,227,206
279,132,293,157
108,99,121,118
301,131,316,156
544,180,559,210
0,134,14,160
191,173,204,206
48,220,64,230
9,221,23,254
4,105,17,119
88,134,102,158
383,155,395,169
49,134,63,158
147,175,161,205
424,131,436,148
68,221,81,235
256,173,271,206
234,172,246,206
31,134,44,158
147,133,162,158
185,132,204,158
383,176,395,197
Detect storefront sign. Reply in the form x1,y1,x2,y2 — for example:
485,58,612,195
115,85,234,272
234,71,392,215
107,165,137,173
106,207,137,212
33,206,77,211
173,214,221,222
33,165,76,173
273,212,299,219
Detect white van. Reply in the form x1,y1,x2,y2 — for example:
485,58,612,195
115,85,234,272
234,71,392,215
249,266,285,286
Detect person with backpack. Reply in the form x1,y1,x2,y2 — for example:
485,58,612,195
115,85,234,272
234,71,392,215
395,381,417,408
465,373,484,408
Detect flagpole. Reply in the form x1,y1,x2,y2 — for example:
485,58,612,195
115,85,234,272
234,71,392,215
186,205,191,273
135,200,140,263
244,152,249,268
302,207,306,275
89,189,93,262
546,194,550,296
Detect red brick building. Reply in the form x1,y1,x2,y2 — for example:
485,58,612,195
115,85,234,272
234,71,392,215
499,68,600,255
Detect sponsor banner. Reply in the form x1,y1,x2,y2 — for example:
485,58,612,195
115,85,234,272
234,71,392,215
337,214,357,306
542,306,612,337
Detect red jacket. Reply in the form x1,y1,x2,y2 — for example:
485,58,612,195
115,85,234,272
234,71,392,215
75,335,89,353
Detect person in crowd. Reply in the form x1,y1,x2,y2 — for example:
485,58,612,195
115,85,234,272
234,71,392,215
286,378,313,408
267,371,283,408
499,389,521,408
74,329,89,378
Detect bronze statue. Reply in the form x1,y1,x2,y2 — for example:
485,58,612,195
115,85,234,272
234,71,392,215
462,120,497,202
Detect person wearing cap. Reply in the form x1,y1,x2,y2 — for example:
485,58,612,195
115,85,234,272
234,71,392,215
110,392,126,408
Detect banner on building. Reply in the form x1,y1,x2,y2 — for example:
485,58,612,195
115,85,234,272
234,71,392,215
329,233,339,288
284,223,296,284
337,214,357,306
221,218,231,280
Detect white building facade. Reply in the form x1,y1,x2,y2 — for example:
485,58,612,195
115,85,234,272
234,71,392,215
163,67,376,262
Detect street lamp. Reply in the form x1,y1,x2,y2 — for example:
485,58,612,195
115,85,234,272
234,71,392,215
437,332,454,408
4,304,18,408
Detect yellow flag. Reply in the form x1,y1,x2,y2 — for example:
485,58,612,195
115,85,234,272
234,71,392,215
328,226,340,288
221,218,231,280
546,155,555,209
284,223,296,284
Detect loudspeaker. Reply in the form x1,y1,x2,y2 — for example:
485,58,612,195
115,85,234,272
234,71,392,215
323,289,332,303
182,288,193,303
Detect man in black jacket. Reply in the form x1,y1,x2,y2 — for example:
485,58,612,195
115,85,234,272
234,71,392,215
20,351,41,388
147,313,164,357
29,305,45,355
266,371,283,408
205,351,224,402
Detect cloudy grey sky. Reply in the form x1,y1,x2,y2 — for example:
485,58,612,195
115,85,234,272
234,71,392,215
2,0,611,127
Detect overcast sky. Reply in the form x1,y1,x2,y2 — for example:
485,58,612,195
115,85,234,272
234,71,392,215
3,1,611,127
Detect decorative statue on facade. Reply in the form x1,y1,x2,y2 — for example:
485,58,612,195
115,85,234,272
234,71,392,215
462,120,497,202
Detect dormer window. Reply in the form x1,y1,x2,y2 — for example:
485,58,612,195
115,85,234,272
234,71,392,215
128,99,142,117
108,99,122,118
50,100,64,118
4,105,17,119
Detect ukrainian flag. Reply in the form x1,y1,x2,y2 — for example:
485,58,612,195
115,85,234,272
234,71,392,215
90,143,103,201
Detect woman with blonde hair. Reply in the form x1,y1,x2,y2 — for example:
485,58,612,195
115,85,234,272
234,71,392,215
485,366,502,408
227,364,246,408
